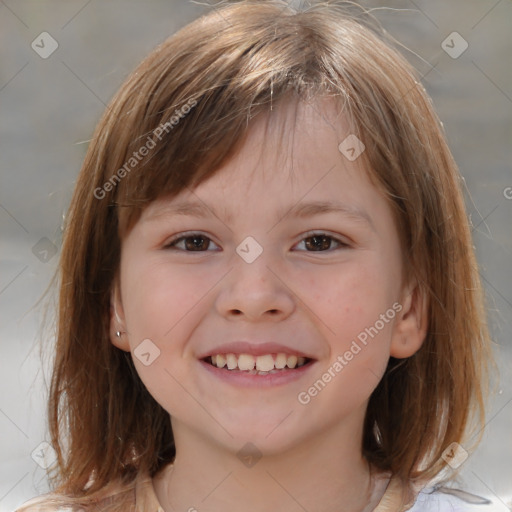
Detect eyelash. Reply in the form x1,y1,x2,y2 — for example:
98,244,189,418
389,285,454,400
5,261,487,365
163,231,350,253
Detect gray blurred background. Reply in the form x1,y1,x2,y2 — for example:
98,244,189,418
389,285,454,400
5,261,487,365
1,1,510,511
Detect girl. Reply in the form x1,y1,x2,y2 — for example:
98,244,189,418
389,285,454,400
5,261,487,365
17,1,496,511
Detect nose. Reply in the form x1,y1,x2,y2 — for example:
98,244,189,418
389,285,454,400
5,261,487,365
215,253,295,323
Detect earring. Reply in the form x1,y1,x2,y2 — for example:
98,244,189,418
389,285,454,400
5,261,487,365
116,331,122,337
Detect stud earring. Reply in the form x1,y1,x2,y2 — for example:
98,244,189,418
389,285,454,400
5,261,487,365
115,331,123,337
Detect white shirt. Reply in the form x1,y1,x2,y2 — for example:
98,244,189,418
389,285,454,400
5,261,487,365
407,486,507,511
15,473,508,512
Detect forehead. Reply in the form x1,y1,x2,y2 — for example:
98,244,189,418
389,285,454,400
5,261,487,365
139,98,388,233
193,98,366,198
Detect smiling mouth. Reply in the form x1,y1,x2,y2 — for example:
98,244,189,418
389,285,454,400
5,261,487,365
202,353,314,375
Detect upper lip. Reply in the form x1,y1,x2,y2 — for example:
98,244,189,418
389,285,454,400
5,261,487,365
197,341,315,360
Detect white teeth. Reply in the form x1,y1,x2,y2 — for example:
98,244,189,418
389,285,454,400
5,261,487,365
208,352,310,371
256,354,275,372
286,355,298,368
226,353,237,370
275,353,287,369
238,354,255,371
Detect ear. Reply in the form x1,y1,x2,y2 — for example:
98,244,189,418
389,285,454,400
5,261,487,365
110,278,130,352
390,280,429,359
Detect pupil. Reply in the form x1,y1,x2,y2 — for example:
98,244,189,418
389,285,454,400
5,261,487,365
186,236,207,251
185,235,331,251
306,235,330,251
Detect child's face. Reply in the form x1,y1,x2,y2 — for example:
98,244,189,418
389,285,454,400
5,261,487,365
112,99,425,456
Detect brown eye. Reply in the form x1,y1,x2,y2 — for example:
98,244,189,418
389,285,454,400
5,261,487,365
164,231,348,253
165,233,219,252
296,232,348,252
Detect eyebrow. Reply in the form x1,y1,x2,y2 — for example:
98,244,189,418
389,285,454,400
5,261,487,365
145,200,375,231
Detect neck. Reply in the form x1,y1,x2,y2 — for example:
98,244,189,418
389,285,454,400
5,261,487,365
153,417,390,512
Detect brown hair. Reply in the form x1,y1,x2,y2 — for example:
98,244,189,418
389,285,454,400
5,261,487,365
19,0,492,510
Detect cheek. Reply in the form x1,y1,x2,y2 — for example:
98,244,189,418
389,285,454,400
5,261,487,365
119,259,208,414
303,265,397,411
305,261,396,343
121,259,211,340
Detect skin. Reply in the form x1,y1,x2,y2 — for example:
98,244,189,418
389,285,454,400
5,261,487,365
110,98,428,512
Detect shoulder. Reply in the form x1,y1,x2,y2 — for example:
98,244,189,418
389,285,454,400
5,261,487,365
407,485,505,511
14,478,137,512
14,495,74,512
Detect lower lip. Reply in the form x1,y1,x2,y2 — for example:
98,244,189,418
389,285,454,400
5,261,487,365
199,360,316,388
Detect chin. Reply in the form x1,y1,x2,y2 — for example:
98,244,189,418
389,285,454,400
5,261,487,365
218,418,310,458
